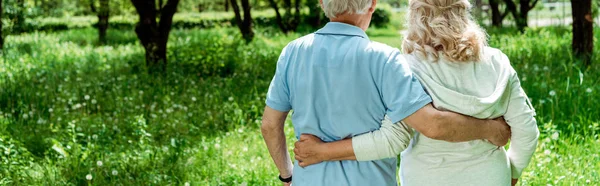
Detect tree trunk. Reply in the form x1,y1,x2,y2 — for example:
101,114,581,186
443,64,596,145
571,0,594,65
98,0,109,44
15,0,25,33
225,0,229,12
489,0,508,27
516,0,532,31
90,0,97,13
292,0,300,31
131,0,180,73
503,0,537,32
267,0,288,33
1,0,3,51
230,0,254,43
306,0,322,28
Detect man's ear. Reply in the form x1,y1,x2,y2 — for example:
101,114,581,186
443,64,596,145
369,0,377,13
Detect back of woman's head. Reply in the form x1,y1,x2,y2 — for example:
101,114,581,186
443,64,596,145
402,0,487,62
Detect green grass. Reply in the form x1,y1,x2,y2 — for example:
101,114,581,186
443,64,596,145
0,24,599,185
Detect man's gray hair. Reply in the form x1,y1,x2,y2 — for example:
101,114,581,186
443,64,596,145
322,0,373,18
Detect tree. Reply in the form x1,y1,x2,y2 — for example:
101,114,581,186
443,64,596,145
571,0,594,65
502,0,539,32
98,0,110,44
131,0,180,73
14,0,25,33
230,0,254,43
267,0,301,33
224,0,229,12
305,0,323,28
489,0,509,27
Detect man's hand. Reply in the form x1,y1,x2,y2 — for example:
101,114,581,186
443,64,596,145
486,117,511,146
293,134,326,167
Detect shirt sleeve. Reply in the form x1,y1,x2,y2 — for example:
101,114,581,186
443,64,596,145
352,116,414,161
265,46,292,112
505,65,540,179
381,51,432,123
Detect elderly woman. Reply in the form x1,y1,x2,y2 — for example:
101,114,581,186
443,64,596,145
293,0,540,185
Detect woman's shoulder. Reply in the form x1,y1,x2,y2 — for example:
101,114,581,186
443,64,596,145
482,47,510,65
482,47,516,73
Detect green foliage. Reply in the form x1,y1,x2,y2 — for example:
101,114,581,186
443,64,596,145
0,23,598,185
372,4,393,28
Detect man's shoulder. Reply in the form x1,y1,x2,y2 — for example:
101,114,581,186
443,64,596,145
285,33,317,49
364,41,403,60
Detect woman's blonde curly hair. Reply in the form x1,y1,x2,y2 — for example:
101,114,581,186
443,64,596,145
402,0,488,62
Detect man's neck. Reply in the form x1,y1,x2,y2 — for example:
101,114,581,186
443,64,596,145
330,14,369,31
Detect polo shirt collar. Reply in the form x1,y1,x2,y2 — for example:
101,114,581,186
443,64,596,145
315,22,369,39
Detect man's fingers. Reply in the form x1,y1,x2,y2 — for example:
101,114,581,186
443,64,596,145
298,162,306,167
299,134,310,141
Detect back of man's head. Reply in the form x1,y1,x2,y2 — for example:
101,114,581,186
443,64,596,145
321,0,374,18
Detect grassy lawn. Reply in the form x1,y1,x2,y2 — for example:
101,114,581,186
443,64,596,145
0,24,599,185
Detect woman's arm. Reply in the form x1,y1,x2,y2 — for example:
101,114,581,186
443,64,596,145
504,73,540,180
293,116,412,166
294,104,511,167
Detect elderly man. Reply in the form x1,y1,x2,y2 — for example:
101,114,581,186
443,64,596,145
260,0,511,185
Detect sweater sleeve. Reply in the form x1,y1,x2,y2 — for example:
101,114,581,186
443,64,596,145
505,69,540,179
351,116,414,161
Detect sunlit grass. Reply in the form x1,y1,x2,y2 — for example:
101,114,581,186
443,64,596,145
0,25,598,185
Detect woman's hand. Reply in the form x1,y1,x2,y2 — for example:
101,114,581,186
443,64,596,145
293,134,326,167
511,179,518,186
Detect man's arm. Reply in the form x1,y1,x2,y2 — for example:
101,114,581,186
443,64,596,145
294,104,510,166
404,104,510,144
261,106,293,181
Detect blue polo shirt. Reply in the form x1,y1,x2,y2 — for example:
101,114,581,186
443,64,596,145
266,22,432,186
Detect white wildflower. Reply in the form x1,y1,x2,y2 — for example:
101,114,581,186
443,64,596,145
97,161,103,167
48,108,53,113
586,88,593,93
84,95,90,100
112,170,118,176
22,114,29,119
551,132,559,140
214,143,221,149
191,97,197,102
549,90,556,96
544,149,551,155
543,66,549,71
92,134,98,140
86,174,93,180
228,97,234,101
184,182,190,186
91,99,97,104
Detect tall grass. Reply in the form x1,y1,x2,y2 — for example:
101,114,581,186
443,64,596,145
0,26,598,185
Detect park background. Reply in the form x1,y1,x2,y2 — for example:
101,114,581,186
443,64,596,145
0,0,598,185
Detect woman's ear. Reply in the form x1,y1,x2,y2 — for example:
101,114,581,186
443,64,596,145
368,0,378,13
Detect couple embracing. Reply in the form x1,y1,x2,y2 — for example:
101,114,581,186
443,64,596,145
260,0,539,185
